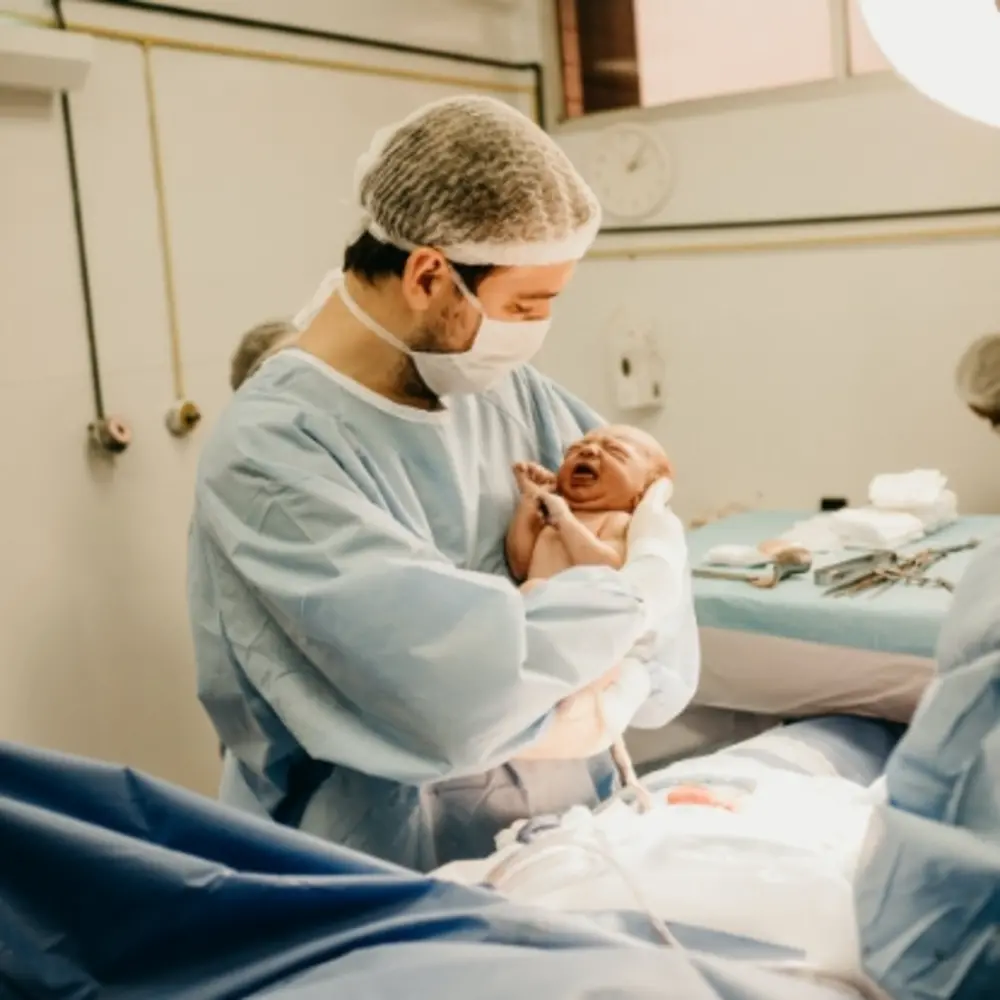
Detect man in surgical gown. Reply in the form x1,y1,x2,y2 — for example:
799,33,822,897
188,96,698,872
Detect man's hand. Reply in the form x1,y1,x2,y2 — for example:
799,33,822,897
514,461,557,495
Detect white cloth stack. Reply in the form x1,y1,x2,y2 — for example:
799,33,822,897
868,469,958,534
830,508,925,549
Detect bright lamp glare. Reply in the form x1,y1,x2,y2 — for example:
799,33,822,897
860,0,1000,129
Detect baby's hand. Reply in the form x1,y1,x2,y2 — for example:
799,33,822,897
514,461,557,495
537,491,571,526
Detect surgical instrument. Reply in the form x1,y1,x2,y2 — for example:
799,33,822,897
822,540,979,598
813,550,897,589
694,547,812,590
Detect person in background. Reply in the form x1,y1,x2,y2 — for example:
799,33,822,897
229,319,297,391
955,331,1000,429
188,95,695,873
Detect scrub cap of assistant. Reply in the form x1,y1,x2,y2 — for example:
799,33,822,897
354,95,602,267
955,332,1000,420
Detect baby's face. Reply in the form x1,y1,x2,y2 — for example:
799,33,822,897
556,426,671,512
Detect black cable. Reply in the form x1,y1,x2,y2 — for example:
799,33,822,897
53,0,105,420
80,0,546,124
600,202,1000,237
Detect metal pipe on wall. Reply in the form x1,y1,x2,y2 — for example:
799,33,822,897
139,43,201,438
31,0,541,451
52,0,132,455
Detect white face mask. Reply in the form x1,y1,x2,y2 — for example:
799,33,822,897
338,271,551,397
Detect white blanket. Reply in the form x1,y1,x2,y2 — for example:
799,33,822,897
436,758,879,981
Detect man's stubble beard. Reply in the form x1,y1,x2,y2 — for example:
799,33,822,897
395,320,447,409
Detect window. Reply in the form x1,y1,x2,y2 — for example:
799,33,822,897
557,0,640,118
636,0,833,107
558,0,894,120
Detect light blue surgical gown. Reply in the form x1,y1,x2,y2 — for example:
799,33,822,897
189,350,698,872
856,535,1000,999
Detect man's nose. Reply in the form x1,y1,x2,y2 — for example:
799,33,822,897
580,443,600,457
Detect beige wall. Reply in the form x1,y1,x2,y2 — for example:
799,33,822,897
4,0,999,797
546,71,1000,522
0,0,537,793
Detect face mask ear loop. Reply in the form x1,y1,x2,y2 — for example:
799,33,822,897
337,276,412,355
449,268,486,316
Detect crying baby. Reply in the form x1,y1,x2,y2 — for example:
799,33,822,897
506,426,674,806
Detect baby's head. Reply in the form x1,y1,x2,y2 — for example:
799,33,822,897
230,320,297,390
556,425,672,512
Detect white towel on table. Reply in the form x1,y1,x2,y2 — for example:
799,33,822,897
831,508,925,549
869,470,947,509
889,490,958,533
868,470,956,535
779,514,843,554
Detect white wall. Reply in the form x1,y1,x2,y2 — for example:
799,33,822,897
545,75,1000,521
0,0,537,793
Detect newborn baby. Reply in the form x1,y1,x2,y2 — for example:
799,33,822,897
506,426,674,806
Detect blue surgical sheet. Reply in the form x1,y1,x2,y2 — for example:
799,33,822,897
0,736,878,1000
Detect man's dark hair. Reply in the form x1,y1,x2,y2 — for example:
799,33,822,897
343,231,494,293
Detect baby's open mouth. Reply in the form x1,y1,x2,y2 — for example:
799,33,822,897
570,460,599,484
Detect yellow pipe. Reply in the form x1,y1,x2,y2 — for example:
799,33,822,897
140,42,185,401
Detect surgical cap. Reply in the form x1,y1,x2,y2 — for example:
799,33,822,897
354,96,602,267
955,333,1000,418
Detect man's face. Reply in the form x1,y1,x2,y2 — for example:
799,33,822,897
407,257,577,353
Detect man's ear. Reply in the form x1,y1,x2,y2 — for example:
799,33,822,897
400,249,451,312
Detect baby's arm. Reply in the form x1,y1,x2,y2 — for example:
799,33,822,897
545,499,627,569
506,495,544,582
506,463,555,581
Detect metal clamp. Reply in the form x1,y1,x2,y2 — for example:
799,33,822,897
813,550,897,589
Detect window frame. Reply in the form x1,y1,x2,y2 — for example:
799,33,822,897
550,0,897,129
